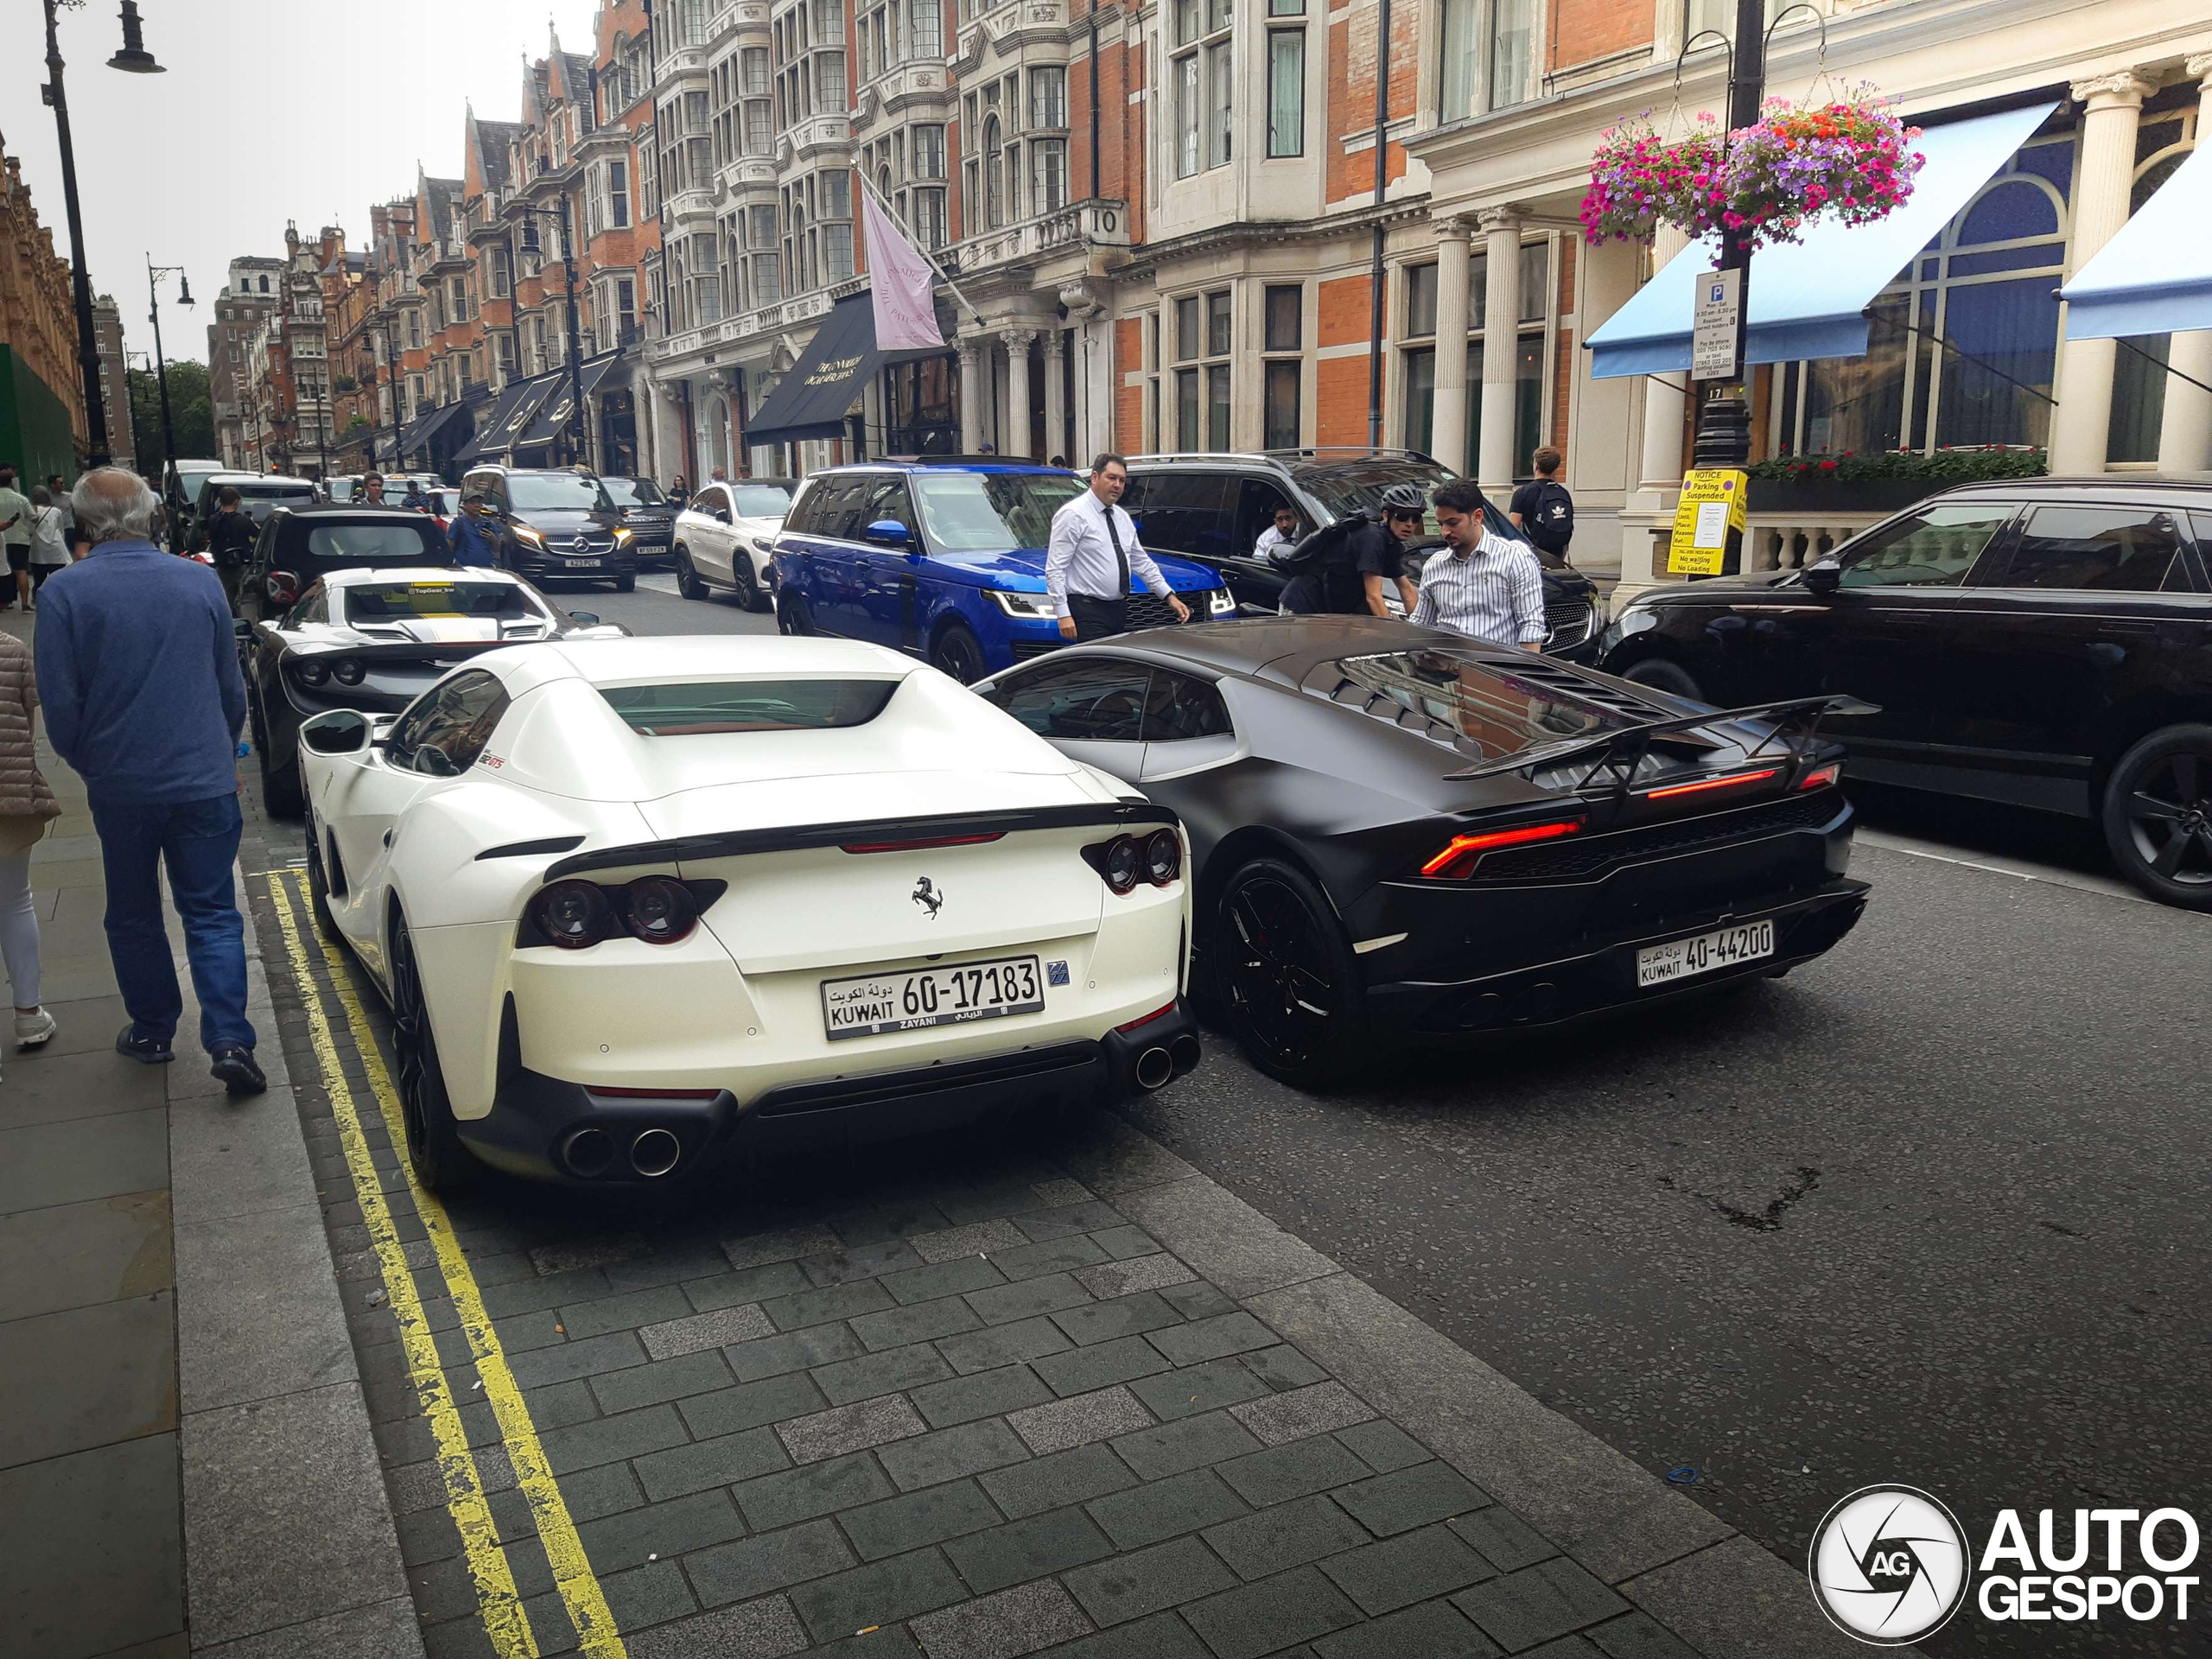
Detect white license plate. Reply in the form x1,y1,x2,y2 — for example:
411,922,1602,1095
823,955,1045,1041
563,556,603,568
1636,920,1775,987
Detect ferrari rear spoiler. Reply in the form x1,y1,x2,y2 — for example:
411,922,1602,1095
289,637,538,666
1442,694,1878,786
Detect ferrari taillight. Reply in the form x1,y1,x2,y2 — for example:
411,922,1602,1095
532,880,613,949
1084,830,1181,894
528,876,720,949
1420,818,1584,880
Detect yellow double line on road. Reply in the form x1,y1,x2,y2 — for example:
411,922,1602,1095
266,874,627,1659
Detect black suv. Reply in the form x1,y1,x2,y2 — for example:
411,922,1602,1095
1597,478,2212,908
600,474,676,563
1122,448,1601,659
457,465,637,590
234,505,454,627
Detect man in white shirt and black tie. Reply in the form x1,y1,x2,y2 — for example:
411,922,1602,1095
1046,454,1190,641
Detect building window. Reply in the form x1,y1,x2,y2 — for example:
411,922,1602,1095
824,222,855,279
610,160,631,228
1171,289,1232,450
1405,264,1438,340
616,278,637,340
1770,137,2072,461
1262,284,1302,448
911,0,942,52
913,187,950,250
983,117,1006,228
745,101,774,153
1032,140,1067,215
1029,66,1066,129
1172,0,1232,178
497,333,517,378
1266,29,1305,157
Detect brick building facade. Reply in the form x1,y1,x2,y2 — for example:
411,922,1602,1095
0,133,88,476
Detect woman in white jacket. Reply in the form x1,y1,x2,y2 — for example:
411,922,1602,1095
0,628,60,1076
26,487,73,607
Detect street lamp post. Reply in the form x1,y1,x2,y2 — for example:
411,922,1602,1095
41,0,166,467
517,200,590,468
145,254,193,516
1690,0,1770,470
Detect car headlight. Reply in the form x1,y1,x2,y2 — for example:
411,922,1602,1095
989,589,1061,620
611,525,632,544
750,536,776,553
1205,588,1235,618
1615,604,1660,637
512,524,545,547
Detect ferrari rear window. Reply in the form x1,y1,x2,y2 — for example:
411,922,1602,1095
600,679,899,736
342,582,538,622
1329,651,1643,760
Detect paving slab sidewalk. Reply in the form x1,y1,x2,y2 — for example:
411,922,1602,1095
0,607,416,1659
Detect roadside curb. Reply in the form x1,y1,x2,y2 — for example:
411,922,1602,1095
167,861,423,1658
1058,1107,1866,1659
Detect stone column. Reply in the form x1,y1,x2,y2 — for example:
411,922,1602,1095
2158,55,2212,473
1431,216,1475,473
2050,70,2157,474
1477,209,1523,497
956,341,983,452
1002,329,1036,457
1043,329,1068,463
1637,224,1693,495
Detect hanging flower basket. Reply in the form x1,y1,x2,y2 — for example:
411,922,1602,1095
1580,114,1726,246
1580,85,1924,251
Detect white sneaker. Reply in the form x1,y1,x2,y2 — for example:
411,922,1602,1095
15,1007,57,1049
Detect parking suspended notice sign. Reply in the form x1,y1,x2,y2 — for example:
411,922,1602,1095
1668,467,1749,576
1691,269,1742,383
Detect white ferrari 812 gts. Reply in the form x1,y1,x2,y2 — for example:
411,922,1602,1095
296,637,1200,1189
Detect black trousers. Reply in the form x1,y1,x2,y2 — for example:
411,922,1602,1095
1067,593,1129,641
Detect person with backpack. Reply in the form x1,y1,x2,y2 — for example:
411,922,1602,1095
206,487,257,608
1279,483,1426,617
1509,447,1574,563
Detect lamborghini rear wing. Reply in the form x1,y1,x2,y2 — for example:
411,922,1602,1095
1442,694,1878,788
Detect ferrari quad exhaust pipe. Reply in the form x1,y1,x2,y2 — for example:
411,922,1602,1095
561,1126,615,1179
1168,1033,1201,1077
630,1128,683,1179
1134,1046,1175,1091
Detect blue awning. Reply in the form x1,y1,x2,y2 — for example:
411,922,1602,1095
1586,100,2060,378
2061,142,2212,339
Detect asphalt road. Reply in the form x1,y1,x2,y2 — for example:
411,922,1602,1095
283,582,2210,1655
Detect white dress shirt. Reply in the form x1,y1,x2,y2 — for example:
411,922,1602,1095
1253,524,1292,562
1046,488,1173,618
1409,531,1548,648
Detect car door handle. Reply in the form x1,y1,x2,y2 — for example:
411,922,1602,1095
2096,620,2156,635
383,829,393,848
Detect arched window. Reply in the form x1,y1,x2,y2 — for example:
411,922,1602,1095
984,117,1004,230
1773,132,2075,458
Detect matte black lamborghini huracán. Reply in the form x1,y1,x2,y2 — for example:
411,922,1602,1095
976,617,1872,1086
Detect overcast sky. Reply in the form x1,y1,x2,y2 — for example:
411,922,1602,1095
5,0,607,365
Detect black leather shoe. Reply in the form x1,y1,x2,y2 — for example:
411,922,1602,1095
210,1046,267,1096
117,1026,175,1064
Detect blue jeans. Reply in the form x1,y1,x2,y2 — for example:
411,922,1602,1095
92,792,257,1054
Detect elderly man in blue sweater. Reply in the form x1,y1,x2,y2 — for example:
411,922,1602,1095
35,468,264,1095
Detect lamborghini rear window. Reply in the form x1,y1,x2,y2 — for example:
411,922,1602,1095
1326,651,1643,760
599,679,900,736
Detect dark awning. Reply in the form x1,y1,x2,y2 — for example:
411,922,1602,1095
453,372,561,467
517,351,626,450
744,295,886,448
397,399,469,459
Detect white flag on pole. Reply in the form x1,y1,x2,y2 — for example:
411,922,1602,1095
862,190,945,351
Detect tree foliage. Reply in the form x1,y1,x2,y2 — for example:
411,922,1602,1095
127,362,216,476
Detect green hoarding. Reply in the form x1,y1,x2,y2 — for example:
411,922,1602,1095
0,346,79,481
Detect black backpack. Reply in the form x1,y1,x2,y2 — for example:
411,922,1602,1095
1524,481,1574,555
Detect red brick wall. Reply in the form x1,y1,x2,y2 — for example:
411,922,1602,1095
1115,316,1143,451
1325,1,1420,208
1551,0,1655,75
1074,38,1142,240
1317,355,1370,447
1318,274,1372,351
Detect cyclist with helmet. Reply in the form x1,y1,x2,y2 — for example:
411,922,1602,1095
1280,482,1427,617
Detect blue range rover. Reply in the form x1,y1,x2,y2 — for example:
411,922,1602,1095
770,461,1236,680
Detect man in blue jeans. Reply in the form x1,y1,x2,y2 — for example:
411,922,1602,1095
34,468,265,1094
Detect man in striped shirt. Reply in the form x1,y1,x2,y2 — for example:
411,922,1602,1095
1409,478,1547,652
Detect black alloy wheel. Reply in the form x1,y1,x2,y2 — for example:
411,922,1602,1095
931,623,986,685
729,550,761,613
2103,724,2212,909
777,590,817,635
673,546,709,601
613,573,635,594
1214,856,1363,1088
391,916,478,1192
303,815,334,932
1619,657,1706,702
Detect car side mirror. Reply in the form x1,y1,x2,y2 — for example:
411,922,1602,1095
566,611,600,626
864,518,911,549
713,508,733,524
298,709,371,754
265,571,301,607
413,747,461,778
232,618,252,639
1802,557,1842,595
